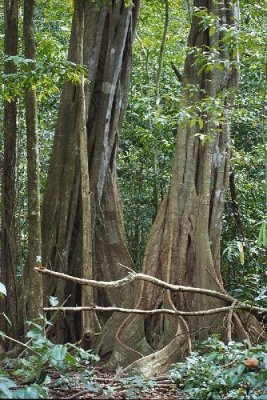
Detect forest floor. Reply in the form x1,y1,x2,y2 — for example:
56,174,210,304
4,363,188,399
47,366,187,399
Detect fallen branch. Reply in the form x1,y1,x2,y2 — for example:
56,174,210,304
42,303,262,317
35,267,267,316
35,267,135,288
35,267,233,303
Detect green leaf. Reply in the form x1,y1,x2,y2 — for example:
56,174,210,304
0,386,13,399
235,364,246,375
258,222,267,247
15,384,48,399
49,296,59,307
85,382,101,393
209,26,216,36
0,283,7,298
236,241,245,265
190,118,196,127
50,345,68,362
64,352,76,366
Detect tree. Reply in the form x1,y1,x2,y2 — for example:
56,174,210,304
1,0,20,343
41,0,140,343
1,0,263,375
23,0,43,324
104,0,265,375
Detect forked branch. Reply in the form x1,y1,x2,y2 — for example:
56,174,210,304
35,267,267,316
35,267,232,302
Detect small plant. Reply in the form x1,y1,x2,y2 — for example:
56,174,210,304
10,317,99,384
0,316,99,397
170,336,267,399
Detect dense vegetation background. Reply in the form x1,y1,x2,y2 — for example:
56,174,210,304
0,0,266,398
2,0,265,300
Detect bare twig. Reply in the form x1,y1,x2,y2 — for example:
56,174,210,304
118,263,134,273
46,294,72,335
0,332,40,356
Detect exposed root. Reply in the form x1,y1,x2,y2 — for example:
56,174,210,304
121,329,189,378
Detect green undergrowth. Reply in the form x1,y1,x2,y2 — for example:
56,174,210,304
0,317,99,399
2,322,267,399
0,317,158,399
170,336,267,400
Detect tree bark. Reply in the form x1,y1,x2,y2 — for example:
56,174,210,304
1,0,20,344
41,0,140,343
23,0,43,323
107,0,265,375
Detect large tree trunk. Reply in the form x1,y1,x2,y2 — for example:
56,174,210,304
1,0,20,344
41,0,140,344
107,0,265,375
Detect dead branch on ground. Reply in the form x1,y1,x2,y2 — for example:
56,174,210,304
35,266,267,317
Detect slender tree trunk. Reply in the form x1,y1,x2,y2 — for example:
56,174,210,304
1,0,20,344
153,0,169,218
23,0,43,323
75,0,95,341
107,0,265,375
41,0,140,344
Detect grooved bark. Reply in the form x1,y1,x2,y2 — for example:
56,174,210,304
107,0,265,375
1,0,20,343
42,0,140,343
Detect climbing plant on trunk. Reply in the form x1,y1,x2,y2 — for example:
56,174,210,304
41,0,140,344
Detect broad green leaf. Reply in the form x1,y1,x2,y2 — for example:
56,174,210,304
258,222,267,247
49,296,59,307
236,241,245,265
85,382,101,393
50,345,68,362
0,283,7,298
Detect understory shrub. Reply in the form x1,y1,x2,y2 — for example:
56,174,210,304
170,336,267,400
0,317,99,399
